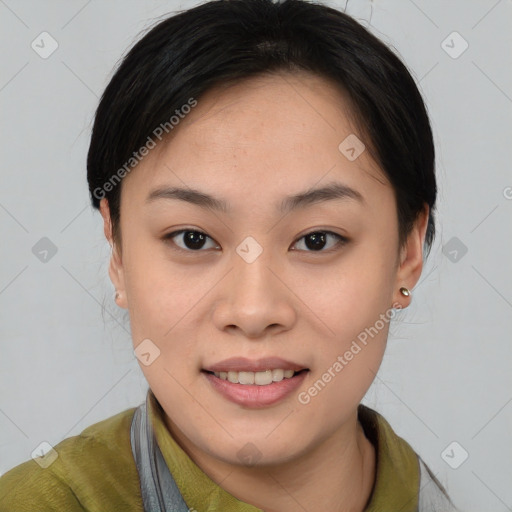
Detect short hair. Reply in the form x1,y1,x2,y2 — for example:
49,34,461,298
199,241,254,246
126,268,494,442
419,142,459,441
87,0,436,254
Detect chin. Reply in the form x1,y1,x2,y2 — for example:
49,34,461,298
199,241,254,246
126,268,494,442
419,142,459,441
195,427,314,468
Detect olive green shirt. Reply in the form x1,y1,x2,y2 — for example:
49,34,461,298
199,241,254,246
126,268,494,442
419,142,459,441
0,392,424,511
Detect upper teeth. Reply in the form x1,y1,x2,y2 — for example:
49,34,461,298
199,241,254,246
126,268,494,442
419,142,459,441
213,369,295,385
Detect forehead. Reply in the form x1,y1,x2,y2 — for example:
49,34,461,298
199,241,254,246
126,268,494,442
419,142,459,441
122,72,390,204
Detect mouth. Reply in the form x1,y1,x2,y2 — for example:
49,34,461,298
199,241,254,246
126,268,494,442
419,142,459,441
201,358,309,408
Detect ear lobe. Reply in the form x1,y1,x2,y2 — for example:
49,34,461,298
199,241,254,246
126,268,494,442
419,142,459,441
393,204,429,306
108,251,127,308
100,199,128,309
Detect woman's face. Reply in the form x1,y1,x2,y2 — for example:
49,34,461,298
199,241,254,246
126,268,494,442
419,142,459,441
102,72,426,466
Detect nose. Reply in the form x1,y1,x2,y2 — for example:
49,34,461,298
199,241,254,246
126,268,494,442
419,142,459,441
211,249,297,339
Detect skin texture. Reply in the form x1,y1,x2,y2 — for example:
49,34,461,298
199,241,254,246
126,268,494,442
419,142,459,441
100,72,428,511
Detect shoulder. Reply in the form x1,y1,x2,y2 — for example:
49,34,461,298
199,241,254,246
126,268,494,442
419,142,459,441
0,406,144,512
358,404,459,511
417,457,460,511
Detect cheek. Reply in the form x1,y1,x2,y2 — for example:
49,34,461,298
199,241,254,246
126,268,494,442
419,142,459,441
290,245,396,342
289,242,395,402
122,239,198,337
295,308,390,432
121,252,204,398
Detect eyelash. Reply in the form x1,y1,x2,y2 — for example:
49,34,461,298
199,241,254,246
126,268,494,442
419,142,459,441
163,229,349,254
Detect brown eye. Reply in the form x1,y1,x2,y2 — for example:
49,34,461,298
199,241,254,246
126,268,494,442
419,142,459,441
292,231,347,252
165,230,219,251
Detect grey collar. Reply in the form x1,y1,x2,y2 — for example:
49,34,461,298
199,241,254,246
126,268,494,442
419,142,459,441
130,392,190,512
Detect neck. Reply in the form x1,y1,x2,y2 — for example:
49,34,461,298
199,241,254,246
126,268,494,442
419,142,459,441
166,410,376,512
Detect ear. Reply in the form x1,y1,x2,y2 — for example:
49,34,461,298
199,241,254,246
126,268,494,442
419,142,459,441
393,203,429,308
99,198,128,309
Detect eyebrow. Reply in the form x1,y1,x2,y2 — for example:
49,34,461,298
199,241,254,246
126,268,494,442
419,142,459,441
145,182,364,213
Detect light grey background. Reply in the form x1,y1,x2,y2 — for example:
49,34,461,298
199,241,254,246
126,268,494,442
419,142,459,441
1,0,511,510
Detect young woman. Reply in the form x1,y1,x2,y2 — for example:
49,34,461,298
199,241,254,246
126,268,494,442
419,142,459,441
0,0,459,510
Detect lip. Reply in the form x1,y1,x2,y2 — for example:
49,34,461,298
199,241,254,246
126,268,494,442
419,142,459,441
203,369,309,408
203,357,307,373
